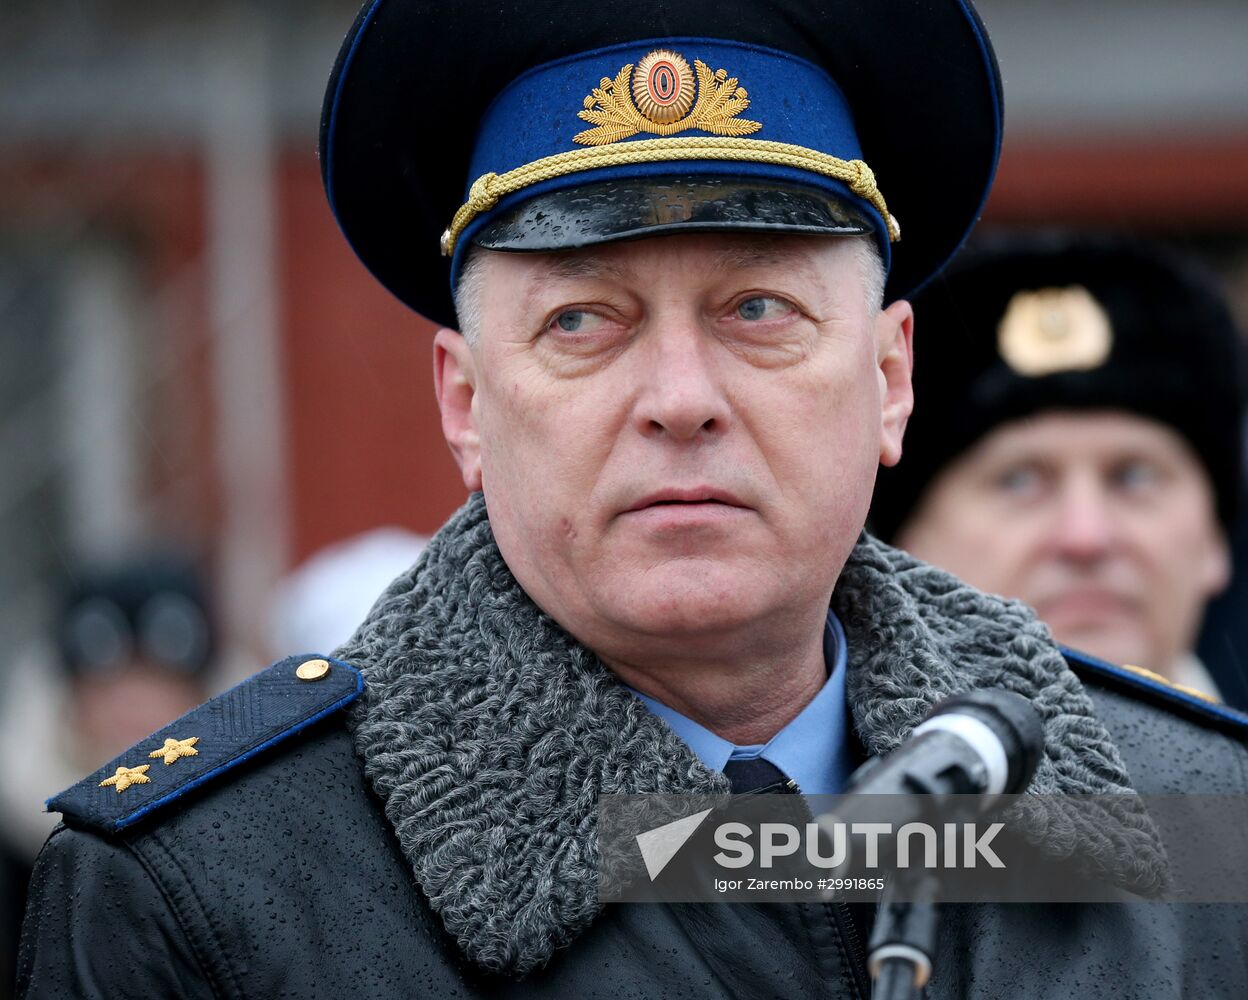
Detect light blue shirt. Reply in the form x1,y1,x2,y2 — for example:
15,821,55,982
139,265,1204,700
630,611,853,795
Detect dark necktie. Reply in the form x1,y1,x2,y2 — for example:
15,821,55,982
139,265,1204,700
721,756,792,794
724,755,877,957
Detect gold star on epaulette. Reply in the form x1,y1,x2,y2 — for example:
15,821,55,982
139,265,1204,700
99,764,151,794
1121,663,1220,704
149,736,200,765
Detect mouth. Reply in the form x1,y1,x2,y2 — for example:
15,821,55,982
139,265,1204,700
625,488,749,513
1035,588,1140,623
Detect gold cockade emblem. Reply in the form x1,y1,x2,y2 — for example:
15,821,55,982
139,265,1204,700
631,50,696,124
574,49,762,146
997,285,1113,377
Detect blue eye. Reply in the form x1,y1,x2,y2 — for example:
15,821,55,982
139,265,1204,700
551,310,604,333
997,465,1043,494
737,297,791,321
1114,460,1160,492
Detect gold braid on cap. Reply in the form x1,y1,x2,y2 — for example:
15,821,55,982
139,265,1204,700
439,137,900,257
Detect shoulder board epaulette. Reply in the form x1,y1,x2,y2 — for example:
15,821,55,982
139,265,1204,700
1063,645,1248,739
48,654,363,835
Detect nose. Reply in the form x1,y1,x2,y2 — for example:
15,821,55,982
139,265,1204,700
632,318,731,442
1049,474,1118,562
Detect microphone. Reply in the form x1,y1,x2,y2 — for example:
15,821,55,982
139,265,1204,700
813,688,1045,861
817,689,1045,1000
844,687,1045,803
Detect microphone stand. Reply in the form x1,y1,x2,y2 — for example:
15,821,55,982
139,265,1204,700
866,868,941,1000
817,690,1045,999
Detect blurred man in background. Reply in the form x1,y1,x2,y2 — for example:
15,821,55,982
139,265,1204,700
871,233,1247,708
0,554,216,995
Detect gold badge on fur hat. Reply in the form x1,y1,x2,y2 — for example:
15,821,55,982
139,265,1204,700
997,285,1113,377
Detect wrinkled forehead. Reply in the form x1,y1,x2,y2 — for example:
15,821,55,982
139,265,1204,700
471,230,868,298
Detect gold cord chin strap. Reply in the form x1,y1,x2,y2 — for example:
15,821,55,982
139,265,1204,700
439,137,901,257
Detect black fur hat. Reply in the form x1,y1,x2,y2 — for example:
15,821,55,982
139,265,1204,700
871,232,1246,539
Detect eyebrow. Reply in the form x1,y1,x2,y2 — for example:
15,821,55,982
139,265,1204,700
706,243,814,272
531,253,625,285
515,253,625,320
529,240,815,289
514,241,832,325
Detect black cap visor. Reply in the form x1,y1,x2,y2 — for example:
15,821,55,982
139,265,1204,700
471,176,874,255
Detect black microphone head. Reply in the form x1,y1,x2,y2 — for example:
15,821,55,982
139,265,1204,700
928,689,1045,795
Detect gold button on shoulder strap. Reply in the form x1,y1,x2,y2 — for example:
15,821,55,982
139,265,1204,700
297,658,331,682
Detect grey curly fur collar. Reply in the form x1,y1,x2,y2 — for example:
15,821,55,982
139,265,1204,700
337,493,1164,977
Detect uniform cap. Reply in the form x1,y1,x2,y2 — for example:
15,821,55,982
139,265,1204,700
320,0,1003,327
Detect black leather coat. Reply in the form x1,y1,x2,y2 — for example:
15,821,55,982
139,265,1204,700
17,658,1248,1000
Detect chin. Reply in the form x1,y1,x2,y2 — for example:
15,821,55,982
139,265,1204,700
602,564,777,639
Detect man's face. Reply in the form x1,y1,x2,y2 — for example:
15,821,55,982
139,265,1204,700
434,234,913,671
72,663,206,763
895,411,1230,676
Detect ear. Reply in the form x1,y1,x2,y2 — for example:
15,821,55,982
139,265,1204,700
1200,527,1233,599
433,328,483,491
876,298,915,468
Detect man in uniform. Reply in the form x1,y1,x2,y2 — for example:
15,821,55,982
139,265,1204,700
870,233,1248,707
17,2,1248,997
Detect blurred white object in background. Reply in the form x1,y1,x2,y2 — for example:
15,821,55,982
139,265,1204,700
268,527,429,657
